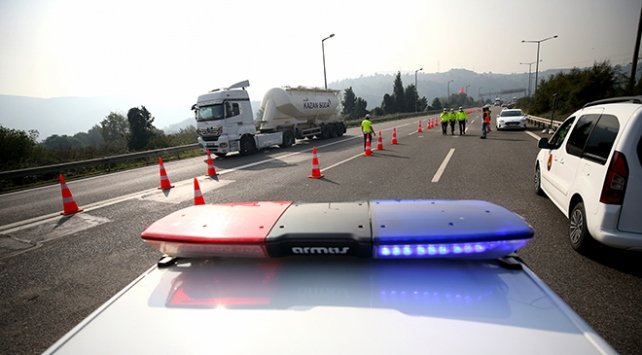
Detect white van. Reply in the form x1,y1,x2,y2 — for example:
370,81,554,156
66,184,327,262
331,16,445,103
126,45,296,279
534,97,642,252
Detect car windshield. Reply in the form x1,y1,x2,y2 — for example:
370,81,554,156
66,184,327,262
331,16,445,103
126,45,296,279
501,110,523,117
195,104,225,122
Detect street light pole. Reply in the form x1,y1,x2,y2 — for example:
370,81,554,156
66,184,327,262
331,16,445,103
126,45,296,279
522,35,558,95
447,80,454,105
415,67,423,112
322,33,335,90
520,60,541,97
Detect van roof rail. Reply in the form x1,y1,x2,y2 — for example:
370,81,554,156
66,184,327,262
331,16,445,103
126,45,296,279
583,96,642,108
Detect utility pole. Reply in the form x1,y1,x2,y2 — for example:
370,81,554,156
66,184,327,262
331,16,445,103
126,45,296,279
629,4,642,94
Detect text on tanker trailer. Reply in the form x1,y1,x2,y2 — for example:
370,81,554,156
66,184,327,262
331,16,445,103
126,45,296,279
192,80,346,157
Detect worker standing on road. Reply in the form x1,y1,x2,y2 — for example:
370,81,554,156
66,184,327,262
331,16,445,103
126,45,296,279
481,106,491,139
457,107,468,135
449,108,457,135
440,108,449,135
361,114,376,150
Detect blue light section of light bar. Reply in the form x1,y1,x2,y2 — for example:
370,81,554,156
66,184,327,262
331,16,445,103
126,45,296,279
370,200,534,244
374,239,530,259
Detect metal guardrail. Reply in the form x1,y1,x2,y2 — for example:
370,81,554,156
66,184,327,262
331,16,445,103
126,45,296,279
526,115,562,131
0,143,200,181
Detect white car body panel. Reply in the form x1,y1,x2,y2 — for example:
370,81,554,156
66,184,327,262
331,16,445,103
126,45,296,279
44,258,615,355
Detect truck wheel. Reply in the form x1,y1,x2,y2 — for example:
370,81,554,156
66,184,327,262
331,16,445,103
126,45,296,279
214,152,227,158
329,124,338,138
280,130,294,148
337,123,346,137
240,135,257,155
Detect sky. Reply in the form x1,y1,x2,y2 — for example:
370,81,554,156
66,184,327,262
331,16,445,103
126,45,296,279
1,0,640,129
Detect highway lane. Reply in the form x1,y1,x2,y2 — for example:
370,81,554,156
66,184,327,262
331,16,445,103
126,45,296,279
0,108,640,354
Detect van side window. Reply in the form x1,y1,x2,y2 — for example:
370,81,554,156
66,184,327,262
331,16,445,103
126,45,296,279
583,114,619,165
548,117,575,148
566,114,599,157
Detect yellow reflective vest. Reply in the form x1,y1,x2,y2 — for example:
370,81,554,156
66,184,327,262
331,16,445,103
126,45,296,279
457,111,467,121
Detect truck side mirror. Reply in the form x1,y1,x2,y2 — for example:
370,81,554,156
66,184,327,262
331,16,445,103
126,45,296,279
537,137,550,149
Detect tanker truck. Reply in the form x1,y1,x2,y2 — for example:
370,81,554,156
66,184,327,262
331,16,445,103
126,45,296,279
192,80,346,157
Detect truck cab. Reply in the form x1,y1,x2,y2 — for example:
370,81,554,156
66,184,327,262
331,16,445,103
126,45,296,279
193,80,262,156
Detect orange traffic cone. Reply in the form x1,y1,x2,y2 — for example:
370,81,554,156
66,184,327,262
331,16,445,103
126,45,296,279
158,157,174,190
364,135,373,156
427,119,431,130
376,131,384,150
391,128,399,145
308,147,324,179
59,174,83,215
417,120,423,133
193,178,205,205
206,149,218,177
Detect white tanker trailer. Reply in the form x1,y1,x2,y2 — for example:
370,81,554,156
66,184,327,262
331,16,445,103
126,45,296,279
192,80,346,157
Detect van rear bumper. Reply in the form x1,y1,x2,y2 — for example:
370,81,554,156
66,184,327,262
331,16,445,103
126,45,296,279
590,204,642,250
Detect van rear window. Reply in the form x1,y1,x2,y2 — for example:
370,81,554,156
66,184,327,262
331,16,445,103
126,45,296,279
583,114,619,165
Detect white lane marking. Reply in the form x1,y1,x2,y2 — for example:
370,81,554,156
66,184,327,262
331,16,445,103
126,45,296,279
525,131,542,140
432,148,455,183
321,153,364,172
408,131,417,136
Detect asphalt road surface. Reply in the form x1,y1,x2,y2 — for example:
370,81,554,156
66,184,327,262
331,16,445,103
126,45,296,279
1,108,640,354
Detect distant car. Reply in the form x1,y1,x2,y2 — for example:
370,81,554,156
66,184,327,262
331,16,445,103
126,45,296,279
534,96,642,253
496,109,527,130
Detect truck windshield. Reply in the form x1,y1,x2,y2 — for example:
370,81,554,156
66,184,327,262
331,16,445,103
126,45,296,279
196,104,225,122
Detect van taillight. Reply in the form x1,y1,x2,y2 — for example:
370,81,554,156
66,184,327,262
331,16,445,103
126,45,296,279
600,151,628,205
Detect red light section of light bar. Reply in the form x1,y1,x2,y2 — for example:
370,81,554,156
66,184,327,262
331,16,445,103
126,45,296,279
141,201,292,245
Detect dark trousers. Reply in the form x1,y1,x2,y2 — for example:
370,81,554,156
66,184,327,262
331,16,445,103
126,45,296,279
441,121,448,134
450,121,456,134
458,121,466,134
363,133,373,149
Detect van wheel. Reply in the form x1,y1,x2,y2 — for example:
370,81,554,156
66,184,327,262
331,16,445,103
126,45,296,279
534,164,545,196
240,135,257,155
280,130,294,148
569,201,594,253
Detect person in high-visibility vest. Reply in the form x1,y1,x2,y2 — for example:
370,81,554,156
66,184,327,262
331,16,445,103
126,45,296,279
456,107,468,135
361,114,376,149
440,108,449,135
449,108,457,135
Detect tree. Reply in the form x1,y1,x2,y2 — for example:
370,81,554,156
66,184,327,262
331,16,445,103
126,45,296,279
101,112,129,153
355,97,368,119
0,126,39,170
431,97,443,110
417,97,428,112
392,72,405,113
127,106,156,151
381,94,395,114
341,87,357,118
404,84,419,112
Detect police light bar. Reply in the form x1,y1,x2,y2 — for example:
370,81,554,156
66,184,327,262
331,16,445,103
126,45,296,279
140,200,533,259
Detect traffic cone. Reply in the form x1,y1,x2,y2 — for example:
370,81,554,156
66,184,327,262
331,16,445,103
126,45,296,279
193,178,205,205
308,147,324,179
417,120,423,133
205,149,218,177
376,131,384,150
364,135,373,156
158,157,174,190
59,174,83,215
426,120,430,130
391,128,399,145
